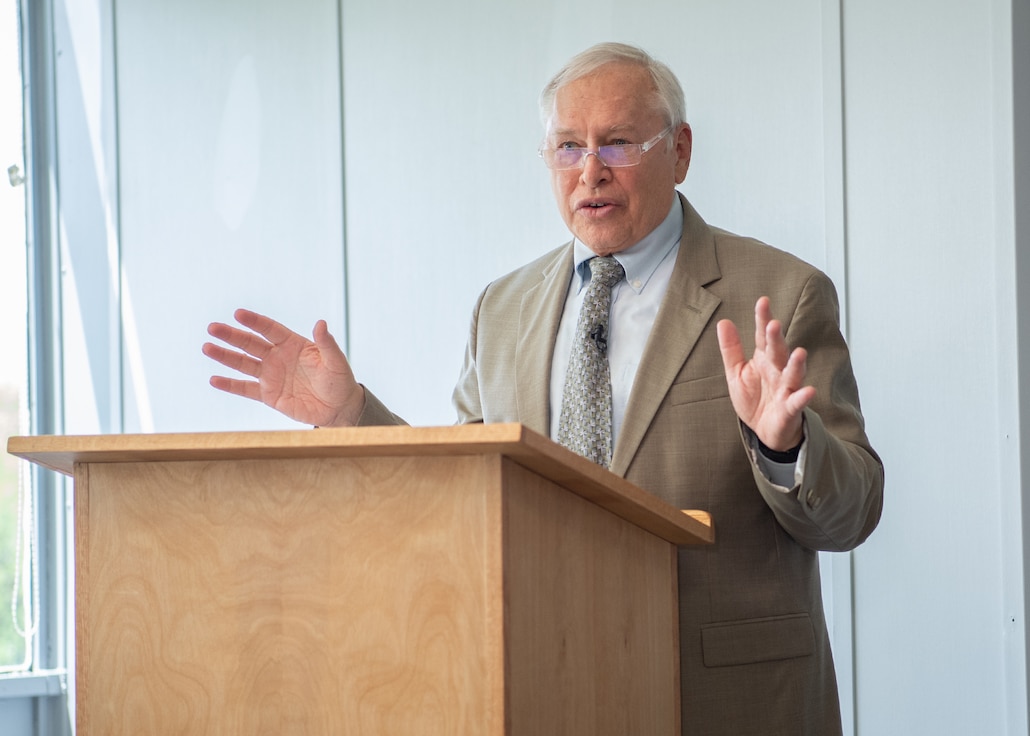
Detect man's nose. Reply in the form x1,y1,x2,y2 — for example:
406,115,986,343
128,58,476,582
579,151,612,187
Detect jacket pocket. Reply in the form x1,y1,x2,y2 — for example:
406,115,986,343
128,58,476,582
665,374,730,406
701,613,815,667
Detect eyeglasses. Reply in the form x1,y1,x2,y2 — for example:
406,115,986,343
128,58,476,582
538,125,674,170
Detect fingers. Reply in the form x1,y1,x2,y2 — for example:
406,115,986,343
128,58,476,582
207,320,274,360
231,308,300,347
209,375,263,402
785,384,816,416
779,347,815,418
781,346,809,392
751,296,797,371
202,341,262,378
206,309,315,363
764,318,790,370
717,319,745,377
204,309,302,391
726,299,790,370
753,297,771,351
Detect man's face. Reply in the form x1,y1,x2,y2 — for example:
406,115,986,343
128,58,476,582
546,63,692,257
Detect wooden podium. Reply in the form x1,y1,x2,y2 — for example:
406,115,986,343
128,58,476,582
9,423,713,735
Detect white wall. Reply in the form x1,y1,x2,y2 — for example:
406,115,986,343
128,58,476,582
842,1,1026,732
42,0,1029,733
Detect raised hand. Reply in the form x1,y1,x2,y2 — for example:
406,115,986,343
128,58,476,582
716,297,815,451
203,308,365,427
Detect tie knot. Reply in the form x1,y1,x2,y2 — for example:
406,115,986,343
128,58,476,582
588,256,625,289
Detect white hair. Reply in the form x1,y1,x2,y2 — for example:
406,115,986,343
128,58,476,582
539,42,687,130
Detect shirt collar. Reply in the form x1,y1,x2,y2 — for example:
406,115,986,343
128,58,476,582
572,196,683,294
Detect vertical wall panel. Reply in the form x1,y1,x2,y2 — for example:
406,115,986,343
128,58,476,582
114,0,345,432
52,0,121,435
1007,0,1030,730
340,0,565,426
842,0,1020,732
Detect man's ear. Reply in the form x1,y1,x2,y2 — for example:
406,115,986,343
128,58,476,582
674,124,693,184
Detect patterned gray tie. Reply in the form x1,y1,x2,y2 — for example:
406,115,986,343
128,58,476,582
557,256,625,466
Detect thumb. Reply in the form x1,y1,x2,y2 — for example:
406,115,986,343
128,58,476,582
312,320,349,370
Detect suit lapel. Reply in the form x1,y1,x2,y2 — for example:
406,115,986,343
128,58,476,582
610,196,723,476
515,244,574,435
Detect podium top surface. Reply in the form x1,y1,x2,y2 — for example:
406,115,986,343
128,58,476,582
8,423,712,546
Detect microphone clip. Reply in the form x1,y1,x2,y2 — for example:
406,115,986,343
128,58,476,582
589,323,608,354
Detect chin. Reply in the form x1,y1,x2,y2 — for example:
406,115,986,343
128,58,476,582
583,239,629,257
573,230,629,257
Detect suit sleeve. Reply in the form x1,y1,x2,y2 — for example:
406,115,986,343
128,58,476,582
748,270,884,552
451,287,488,425
354,386,408,427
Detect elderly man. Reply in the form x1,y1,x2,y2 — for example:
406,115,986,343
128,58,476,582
205,42,883,736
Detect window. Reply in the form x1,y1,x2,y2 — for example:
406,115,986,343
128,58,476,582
0,0,32,675
0,2,72,732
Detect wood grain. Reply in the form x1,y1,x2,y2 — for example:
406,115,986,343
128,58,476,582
502,459,680,736
78,455,505,735
8,425,713,546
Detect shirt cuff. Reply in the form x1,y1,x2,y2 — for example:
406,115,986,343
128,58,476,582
742,420,808,493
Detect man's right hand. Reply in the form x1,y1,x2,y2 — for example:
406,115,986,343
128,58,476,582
203,308,365,427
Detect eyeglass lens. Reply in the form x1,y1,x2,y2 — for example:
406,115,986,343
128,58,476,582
551,145,640,169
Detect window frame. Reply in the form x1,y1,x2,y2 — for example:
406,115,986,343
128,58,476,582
0,0,74,732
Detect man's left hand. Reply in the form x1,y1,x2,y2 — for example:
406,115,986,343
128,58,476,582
717,296,815,451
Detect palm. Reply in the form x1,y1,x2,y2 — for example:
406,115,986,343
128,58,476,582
204,309,363,427
254,336,331,416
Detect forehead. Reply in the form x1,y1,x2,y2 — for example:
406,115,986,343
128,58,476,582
547,63,663,135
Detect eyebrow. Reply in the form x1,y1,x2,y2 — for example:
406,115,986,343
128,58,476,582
547,123,639,139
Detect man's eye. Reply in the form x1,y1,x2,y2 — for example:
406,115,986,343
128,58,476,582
558,141,581,150
610,139,630,146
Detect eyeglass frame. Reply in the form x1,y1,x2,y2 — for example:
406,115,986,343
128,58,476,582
538,125,676,170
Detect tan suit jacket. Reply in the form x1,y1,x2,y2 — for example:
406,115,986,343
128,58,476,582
361,194,883,735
